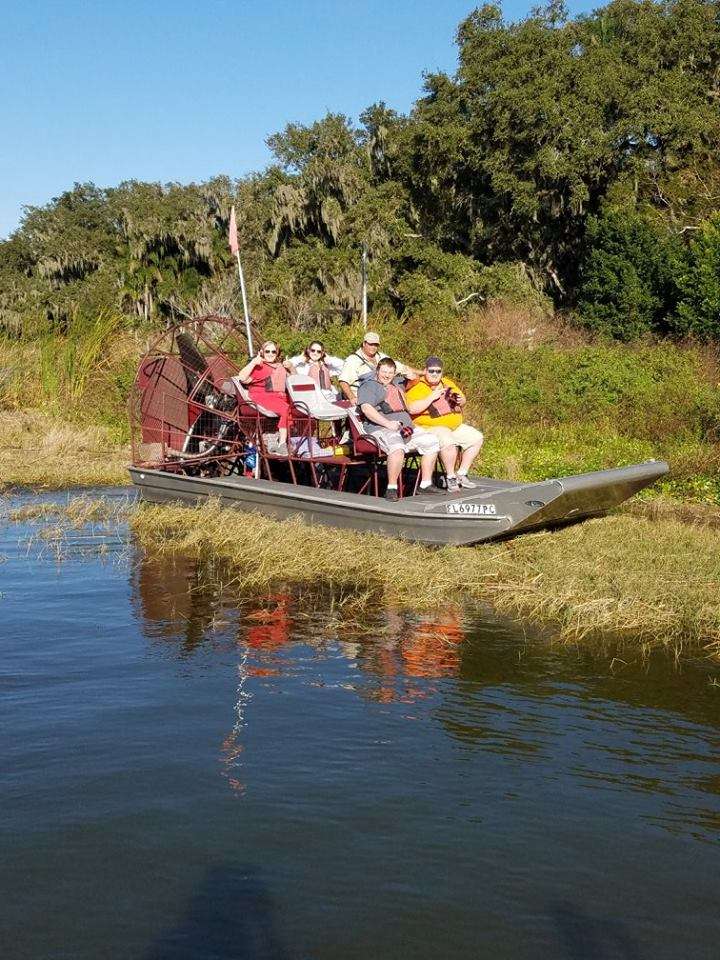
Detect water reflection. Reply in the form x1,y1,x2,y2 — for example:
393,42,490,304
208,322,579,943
4,498,720,959
221,644,251,797
246,594,293,654
134,552,228,652
132,551,467,694
130,547,720,846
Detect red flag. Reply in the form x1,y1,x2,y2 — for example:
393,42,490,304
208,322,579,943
228,205,239,255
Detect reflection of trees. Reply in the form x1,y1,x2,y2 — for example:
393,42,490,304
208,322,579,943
439,619,720,843
451,622,720,735
131,549,226,654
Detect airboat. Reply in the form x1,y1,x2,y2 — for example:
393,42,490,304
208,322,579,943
128,316,669,546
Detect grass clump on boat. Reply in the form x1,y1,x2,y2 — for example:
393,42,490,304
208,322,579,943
130,500,720,659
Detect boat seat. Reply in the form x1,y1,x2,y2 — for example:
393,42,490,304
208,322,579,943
286,376,349,421
346,407,382,456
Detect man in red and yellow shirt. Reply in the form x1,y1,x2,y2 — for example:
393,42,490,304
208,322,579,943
405,356,484,492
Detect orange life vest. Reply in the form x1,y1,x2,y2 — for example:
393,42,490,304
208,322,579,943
308,361,332,391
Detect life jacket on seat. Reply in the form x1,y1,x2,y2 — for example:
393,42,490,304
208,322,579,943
308,361,332,391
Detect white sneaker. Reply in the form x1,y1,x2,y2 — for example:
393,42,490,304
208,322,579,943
446,476,459,492
457,474,477,489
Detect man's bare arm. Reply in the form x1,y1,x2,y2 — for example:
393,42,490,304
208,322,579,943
339,380,357,403
406,385,446,416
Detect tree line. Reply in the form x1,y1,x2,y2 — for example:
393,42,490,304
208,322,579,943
1,0,719,342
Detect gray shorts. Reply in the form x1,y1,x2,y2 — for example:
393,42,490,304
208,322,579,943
372,425,440,456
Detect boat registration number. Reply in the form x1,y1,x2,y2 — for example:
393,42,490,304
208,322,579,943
446,502,497,516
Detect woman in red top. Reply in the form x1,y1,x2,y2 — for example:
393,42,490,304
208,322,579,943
236,341,296,454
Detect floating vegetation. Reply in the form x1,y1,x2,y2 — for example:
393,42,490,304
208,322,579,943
6,490,720,660
5,495,131,561
131,500,720,660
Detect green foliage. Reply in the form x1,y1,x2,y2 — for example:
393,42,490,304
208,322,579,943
577,212,685,339
476,262,551,310
466,343,720,442
36,312,127,410
673,216,720,340
397,0,720,295
1,0,720,343
483,426,720,503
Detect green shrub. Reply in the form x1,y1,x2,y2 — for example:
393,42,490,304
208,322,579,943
577,212,684,340
672,216,720,340
477,262,551,311
408,338,719,443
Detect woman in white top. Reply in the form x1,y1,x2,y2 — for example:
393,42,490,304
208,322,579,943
289,340,344,400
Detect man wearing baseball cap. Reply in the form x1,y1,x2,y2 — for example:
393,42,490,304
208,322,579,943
339,331,421,403
405,355,484,491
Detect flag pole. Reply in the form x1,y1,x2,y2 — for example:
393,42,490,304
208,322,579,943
235,249,254,356
361,242,368,331
229,205,254,356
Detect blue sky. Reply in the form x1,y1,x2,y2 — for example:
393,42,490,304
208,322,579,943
1,0,595,239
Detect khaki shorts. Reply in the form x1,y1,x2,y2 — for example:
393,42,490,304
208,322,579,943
372,425,440,456
425,423,484,450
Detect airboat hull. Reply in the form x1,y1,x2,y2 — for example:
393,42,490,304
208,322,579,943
128,460,669,547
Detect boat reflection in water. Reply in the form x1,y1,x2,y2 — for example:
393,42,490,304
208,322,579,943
132,547,467,692
132,544,720,848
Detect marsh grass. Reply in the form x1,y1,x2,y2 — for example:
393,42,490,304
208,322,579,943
0,410,130,490
130,500,720,660
7,497,127,526
621,498,720,529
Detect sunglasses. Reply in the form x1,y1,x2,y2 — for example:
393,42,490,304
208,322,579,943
427,367,443,374
308,348,323,355
263,348,278,355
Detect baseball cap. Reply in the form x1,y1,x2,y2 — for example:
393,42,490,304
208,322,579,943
363,331,381,344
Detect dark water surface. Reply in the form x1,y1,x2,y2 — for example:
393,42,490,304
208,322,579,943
2,490,720,960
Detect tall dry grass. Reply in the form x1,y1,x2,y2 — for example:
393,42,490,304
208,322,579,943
130,501,720,659
0,410,129,489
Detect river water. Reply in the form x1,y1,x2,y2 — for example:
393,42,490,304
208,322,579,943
2,489,720,960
